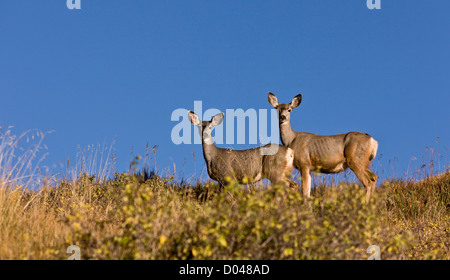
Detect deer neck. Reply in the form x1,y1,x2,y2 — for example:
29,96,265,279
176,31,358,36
201,133,218,163
279,121,297,146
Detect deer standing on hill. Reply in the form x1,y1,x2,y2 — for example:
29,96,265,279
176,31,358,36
267,92,378,202
188,111,296,188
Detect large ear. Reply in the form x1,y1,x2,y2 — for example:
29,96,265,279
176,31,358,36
188,110,201,126
290,94,302,108
211,112,224,127
268,92,279,107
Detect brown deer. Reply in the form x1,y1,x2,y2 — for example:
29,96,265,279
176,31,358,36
188,110,296,188
267,92,378,202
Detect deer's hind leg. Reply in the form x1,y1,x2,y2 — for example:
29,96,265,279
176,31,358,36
263,149,295,189
345,136,378,202
347,159,377,202
265,163,291,188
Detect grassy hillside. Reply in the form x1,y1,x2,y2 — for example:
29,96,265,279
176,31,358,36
0,169,448,260
0,128,448,259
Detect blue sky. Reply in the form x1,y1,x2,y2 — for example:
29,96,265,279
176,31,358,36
1,1,449,182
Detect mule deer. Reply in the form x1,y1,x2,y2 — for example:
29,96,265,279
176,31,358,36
267,92,378,202
188,110,295,188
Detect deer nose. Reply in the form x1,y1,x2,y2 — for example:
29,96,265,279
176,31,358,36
280,115,286,121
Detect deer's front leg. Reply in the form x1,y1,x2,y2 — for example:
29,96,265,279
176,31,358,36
300,168,311,198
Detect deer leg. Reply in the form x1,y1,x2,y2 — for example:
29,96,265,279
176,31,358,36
264,155,292,188
268,171,298,189
365,169,377,200
300,168,311,198
348,164,377,202
288,179,299,191
273,175,293,188
281,166,297,190
267,173,290,188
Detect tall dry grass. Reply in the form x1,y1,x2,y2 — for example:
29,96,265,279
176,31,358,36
0,128,448,259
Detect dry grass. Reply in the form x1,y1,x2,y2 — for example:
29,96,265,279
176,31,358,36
0,128,448,260
0,171,447,260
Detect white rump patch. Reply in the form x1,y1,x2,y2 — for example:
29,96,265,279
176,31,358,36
370,137,378,159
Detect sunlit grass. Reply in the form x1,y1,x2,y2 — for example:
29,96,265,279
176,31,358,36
0,128,448,260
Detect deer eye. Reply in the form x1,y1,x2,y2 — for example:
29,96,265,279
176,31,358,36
288,109,292,112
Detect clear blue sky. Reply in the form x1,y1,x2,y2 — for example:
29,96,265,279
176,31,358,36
1,1,449,182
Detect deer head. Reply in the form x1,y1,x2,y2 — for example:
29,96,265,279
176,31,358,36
188,111,224,144
268,92,302,125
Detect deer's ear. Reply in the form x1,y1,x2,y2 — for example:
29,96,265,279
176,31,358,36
268,92,279,107
188,111,201,126
290,94,302,108
211,112,224,127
